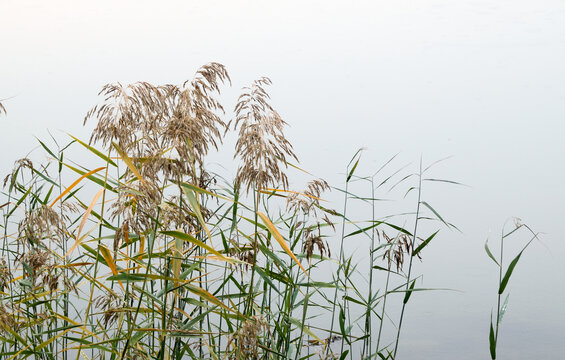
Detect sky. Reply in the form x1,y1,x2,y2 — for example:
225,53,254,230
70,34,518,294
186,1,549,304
2,0,565,358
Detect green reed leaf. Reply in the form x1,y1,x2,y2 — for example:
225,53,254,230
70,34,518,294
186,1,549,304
347,158,360,182
68,134,117,166
499,251,523,294
484,240,500,267
413,230,440,257
403,279,416,304
489,320,497,360
161,230,232,263
420,201,450,228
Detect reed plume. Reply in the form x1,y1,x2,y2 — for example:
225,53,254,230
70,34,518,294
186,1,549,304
233,77,298,195
85,62,230,184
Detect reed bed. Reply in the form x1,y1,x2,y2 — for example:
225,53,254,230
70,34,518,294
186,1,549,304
0,64,538,360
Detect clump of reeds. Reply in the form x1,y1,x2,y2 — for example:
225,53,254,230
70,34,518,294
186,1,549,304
0,62,536,360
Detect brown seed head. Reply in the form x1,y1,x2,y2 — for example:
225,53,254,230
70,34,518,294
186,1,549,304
233,78,298,195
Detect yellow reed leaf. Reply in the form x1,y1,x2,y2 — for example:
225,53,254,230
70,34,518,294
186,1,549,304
65,188,103,257
257,211,308,277
49,167,105,208
112,142,145,183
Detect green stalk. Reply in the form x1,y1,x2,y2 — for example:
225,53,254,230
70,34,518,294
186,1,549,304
75,149,112,360
120,207,162,360
327,175,349,356
393,157,423,358
362,177,377,358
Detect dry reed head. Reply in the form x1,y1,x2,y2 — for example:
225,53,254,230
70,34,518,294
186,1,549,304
110,181,162,233
0,101,6,117
19,249,50,283
0,258,13,292
381,230,416,271
3,158,34,191
94,291,121,327
168,62,230,171
0,303,18,333
230,315,269,358
233,78,298,194
287,179,330,217
228,244,255,271
41,265,59,292
85,63,230,183
303,233,331,263
18,204,65,246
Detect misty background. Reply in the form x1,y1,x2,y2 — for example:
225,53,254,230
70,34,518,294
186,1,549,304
2,0,564,358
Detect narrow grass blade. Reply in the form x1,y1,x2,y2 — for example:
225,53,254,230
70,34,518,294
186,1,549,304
498,251,523,294
35,328,73,351
420,201,450,228
65,188,103,257
62,162,116,192
98,244,124,290
489,320,496,360
413,230,439,257
182,188,212,242
484,239,500,267
49,167,105,208
403,279,416,304
185,284,236,313
161,230,233,263
180,182,233,202
98,245,118,276
112,142,145,183
68,134,117,166
344,222,382,238
172,237,183,286
257,211,308,277
347,157,360,182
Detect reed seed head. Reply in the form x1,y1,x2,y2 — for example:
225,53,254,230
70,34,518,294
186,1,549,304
233,78,298,195
230,315,269,358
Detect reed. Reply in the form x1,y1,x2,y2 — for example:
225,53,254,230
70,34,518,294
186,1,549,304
486,219,539,360
0,63,537,360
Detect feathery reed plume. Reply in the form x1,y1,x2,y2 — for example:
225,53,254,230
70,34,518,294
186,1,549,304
94,291,122,327
0,258,13,292
85,63,230,183
3,158,34,191
381,230,409,272
0,303,18,333
233,78,298,195
17,204,66,246
229,315,269,359
287,179,330,217
167,62,230,173
303,231,331,263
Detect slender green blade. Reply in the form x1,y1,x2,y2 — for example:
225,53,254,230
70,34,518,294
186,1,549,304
403,279,416,304
413,230,439,256
499,251,523,294
489,320,497,359
485,240,500,267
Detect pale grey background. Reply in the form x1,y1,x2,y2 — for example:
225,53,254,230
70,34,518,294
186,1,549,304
2,0,564,358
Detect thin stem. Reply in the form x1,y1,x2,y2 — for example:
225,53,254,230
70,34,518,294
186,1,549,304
393,157,423,358
327,175,350,355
